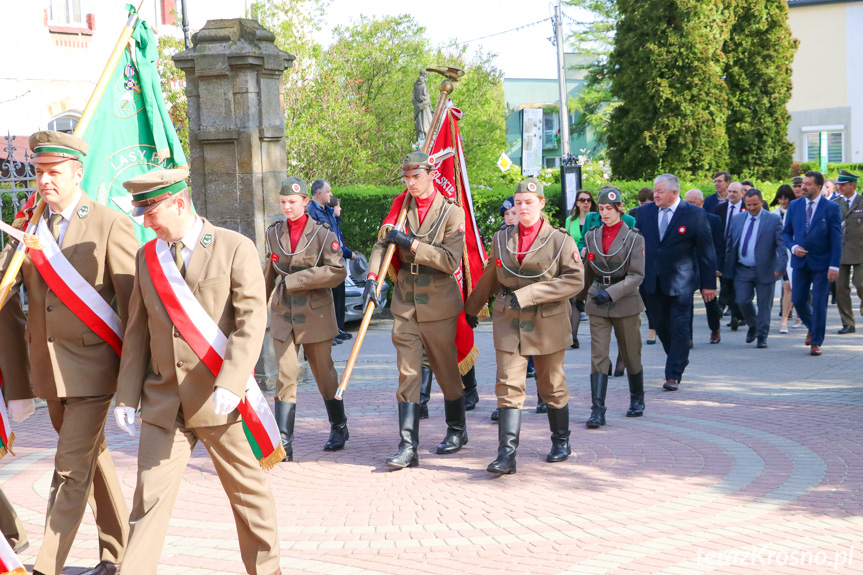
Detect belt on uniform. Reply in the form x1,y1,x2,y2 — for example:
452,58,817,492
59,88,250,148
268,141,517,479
594,275,625,286
404,262,447,276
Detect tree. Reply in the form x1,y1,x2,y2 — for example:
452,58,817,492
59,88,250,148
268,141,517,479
724,0,797,180
606,0,734,180
565,0,618,150
157,35,190,161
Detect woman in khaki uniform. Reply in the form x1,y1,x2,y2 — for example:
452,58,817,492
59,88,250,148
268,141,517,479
465,178,584,475
580,187,646,428
264,176,348,461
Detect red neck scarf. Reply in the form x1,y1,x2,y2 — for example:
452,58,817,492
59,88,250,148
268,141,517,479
517,218,543,263
414,191,437,224
287,214,307,251
601,220,623,253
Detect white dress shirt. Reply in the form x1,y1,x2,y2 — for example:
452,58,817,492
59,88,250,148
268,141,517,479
157,216,203,268
658,196,681,231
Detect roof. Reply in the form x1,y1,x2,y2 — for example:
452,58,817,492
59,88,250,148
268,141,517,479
788,0,863,7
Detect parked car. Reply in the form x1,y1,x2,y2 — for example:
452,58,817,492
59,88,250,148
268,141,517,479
344,274,388,323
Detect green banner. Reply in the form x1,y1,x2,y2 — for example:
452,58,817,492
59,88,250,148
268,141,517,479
79,16,187,244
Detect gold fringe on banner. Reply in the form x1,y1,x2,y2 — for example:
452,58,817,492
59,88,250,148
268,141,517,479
259,444,286,471
0,432,16,460
7,568,28,575
477,304,491,321
458,345,480,376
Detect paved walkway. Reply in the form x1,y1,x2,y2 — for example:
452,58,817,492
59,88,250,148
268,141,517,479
2,298,863,574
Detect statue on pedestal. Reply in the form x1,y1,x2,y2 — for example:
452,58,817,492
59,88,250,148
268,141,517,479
412,70,433,143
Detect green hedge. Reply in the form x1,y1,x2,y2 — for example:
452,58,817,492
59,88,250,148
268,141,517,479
796,162,863,180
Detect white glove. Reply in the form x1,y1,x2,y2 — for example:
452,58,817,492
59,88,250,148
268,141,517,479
213,386,242,415
114,406,137,436
8,399,35,422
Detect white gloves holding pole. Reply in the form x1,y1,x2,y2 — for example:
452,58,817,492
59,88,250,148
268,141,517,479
114,386,241,436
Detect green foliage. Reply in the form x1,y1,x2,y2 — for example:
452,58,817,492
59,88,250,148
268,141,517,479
797,162,863,180
607,0,733,180
725,0,797,180
157,35,190,161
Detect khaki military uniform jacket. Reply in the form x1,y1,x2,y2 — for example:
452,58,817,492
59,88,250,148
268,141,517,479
116,219,267,430
0,193,137,399
580,222,646,318
465,220,584,356
0,293,32,400
264,217,347,345
835,194,863,265
369,191,465,322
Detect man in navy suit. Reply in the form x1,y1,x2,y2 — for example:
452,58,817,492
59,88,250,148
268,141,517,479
636,174,717,391
782,171,843,355
724,189,787,348
714,182,746,330
684,189,725,344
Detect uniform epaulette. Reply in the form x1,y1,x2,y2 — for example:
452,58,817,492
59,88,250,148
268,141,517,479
445,197,457,205
588,223,602,232
317,221,330,230
266,220,279,232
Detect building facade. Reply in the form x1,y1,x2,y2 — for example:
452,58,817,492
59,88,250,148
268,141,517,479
787,0,863,164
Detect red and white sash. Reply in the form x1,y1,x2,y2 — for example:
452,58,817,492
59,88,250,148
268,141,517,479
0,534,25,574
0,372,14,460
143,240,285,469
28,215,123,356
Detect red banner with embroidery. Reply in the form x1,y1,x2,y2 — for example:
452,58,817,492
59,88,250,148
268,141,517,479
380,102,487,372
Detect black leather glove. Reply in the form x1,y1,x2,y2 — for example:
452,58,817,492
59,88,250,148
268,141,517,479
575,299,586,313
591,288,612,305
509,294,521,311
362,279,381,310
385,229,415,250
466,314,479,329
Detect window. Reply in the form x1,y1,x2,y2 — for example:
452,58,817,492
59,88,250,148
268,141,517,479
804,130,843,163
47,114,79,134
544,156,560,169
49,0,84,25
542,111,559,150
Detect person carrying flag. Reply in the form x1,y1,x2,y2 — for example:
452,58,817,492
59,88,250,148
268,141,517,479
0,131,136,575
364,151,467,469
112,169,281,575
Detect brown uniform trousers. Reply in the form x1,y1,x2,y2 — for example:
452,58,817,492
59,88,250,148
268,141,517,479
581,223,646,374
264,218,347,401
368,192,465,403
116,220,280,575
0,194,135,575
834,194,863,327
465,220,584,409
0,292,32,551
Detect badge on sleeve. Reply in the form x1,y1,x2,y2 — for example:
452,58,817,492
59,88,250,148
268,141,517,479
496,258,503,267
678,226,686,235
331,240,340,252
573,251,580,263
458,223,465,233
587,253,595,261
77,205,90,219
271,253,279,262
201,233,214,247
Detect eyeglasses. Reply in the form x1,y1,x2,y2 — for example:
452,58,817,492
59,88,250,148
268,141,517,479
401,172,428,185
577,197,591,203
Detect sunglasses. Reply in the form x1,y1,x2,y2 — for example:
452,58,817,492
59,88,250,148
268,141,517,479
577,197,591,202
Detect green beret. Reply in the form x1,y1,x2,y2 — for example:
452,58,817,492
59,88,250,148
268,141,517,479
123,168,190,217
280,176,309,197
836,170,859,184
402,151,432,173
29,130,88,163
597,186,623,205
514,177,544,198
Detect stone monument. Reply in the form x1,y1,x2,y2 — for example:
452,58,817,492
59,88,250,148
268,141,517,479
413,70,433,144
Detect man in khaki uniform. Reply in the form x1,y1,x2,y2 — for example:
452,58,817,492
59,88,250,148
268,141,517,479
0,131,135,575
580,187,646,427
113,169,281,575
0,292,33,553
264,176,348,460
833,170,863,333
364,152,466,469
465,178,584,474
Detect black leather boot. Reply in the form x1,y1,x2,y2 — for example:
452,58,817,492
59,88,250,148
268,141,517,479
586,373,608,429
626,370,645,417
274,401,296,462
462,367,478,411
613,353,625,377
436,395,468,454
490,408,499,421
487,407,521,474
419,367,432,419
546,404,572,462
323,398,349,451
386,403,419,469
536,394,548,414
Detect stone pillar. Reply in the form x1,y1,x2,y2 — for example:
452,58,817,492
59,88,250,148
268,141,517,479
174,19,295,389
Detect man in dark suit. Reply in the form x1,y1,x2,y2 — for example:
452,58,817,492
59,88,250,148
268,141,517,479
714,182,746,329
636,174,717,391
684,189,724,344
703,170,731,214
782,171,843,355
724,189,787,348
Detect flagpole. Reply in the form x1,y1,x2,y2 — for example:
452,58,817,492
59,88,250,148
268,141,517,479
335,68,461,401
0,1,144,309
